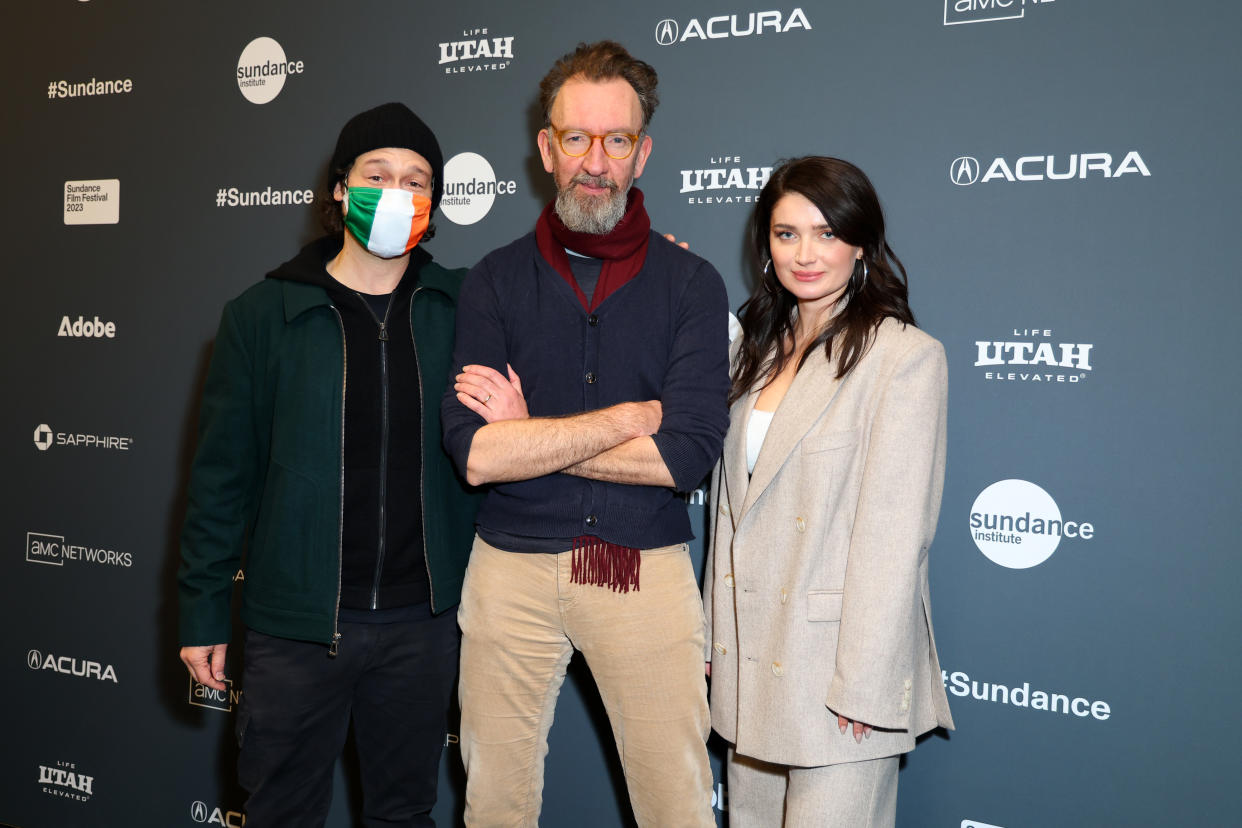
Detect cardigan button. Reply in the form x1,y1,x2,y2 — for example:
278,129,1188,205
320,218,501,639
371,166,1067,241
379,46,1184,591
724,573,735,589
585,371,597,384
587,314,599,326
779,588,788,605
771,662,784,677
713,642,727,655
794,516,806,533
585,514,598,527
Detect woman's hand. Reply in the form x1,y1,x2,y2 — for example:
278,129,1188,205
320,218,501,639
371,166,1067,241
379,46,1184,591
455,363,527,423
838,715,872,744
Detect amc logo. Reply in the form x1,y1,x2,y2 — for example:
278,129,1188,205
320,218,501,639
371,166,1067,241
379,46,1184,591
188,676,241,712
27,532,65,566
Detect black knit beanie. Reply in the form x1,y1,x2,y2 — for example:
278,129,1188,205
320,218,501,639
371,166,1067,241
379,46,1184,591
330,102,445,212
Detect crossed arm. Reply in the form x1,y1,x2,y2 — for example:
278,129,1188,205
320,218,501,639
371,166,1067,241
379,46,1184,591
453,363,674,487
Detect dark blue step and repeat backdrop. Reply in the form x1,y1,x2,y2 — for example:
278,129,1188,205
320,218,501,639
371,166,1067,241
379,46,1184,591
3,1,1240,826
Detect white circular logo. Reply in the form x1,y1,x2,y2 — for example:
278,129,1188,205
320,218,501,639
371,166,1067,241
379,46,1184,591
970,479,1069,568
34,424,53,451
236,37,295,105
441,152,512,226
655,19,680,45
951,156,980,186
190,801,209,823
28,649,43,669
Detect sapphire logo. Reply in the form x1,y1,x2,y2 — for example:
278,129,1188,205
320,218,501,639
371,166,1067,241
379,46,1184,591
951,156,980,185
30,423,133,451
655,19,679,45
34,424,53,451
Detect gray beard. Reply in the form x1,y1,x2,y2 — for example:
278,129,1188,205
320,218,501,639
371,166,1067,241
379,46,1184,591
554,175,629,234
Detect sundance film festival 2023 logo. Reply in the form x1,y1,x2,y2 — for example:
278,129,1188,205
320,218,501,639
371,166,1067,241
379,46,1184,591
441,152,516,225
39,760,95,803
680,155,772,206
970,479,1094,568
945,0,1056,26
438,27,515,74
236,37,304,104
191,799,246,826
655,8,811,45
65,179,119,225
27,531,132,568
975,328,1092,384
950,151,1149,185
33,423,133,452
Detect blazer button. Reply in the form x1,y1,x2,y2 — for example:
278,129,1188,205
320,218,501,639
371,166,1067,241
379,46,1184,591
585,371,597,384
587,314,599,326
794,517,806,533
724,573,735,589
719,502,730,516
585,514,598,527
713,643,727,655
771,662,784,677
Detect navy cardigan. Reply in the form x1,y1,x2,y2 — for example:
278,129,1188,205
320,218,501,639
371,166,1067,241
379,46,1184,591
441,231,730,550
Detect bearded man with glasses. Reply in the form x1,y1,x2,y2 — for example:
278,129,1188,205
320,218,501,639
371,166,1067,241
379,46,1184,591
440,40,729,828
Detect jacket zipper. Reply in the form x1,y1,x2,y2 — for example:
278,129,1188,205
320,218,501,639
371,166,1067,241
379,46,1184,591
329,306,347,656
369,299,392,609
410,286,436,613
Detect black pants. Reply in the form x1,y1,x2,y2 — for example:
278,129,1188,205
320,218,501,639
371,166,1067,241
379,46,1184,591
236,608,459,827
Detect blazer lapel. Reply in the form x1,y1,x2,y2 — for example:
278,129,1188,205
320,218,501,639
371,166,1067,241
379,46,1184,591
720,384,757,527
739,351,845,521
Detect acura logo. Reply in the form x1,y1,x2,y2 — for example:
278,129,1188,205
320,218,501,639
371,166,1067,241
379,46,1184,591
951,156,980,186
34,424,53,451
655,19,679,45
190,801,209,822
28,649,43,669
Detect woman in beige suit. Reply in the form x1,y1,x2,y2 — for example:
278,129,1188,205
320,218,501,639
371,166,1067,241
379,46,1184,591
704,157,954,827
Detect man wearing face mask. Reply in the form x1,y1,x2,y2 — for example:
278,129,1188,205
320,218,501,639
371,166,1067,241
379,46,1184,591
178,102,479,826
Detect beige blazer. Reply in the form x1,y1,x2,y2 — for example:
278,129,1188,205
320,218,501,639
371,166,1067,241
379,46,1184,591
704,317,954,767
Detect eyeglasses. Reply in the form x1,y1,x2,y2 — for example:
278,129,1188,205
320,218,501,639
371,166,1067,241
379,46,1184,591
547,125,641,160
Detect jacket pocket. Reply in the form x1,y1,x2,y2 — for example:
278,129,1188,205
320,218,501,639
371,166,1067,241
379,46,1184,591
800,428,859,455
249,461,321,595
807,589,844,622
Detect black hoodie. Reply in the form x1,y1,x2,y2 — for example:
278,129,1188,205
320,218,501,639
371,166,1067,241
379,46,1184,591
266,236,428,612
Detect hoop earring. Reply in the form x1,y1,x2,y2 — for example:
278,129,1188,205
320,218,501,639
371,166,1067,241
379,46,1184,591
852,259,868,295
763,258,771,274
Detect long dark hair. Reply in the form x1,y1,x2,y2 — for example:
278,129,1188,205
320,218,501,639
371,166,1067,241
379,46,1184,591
730,156,915,405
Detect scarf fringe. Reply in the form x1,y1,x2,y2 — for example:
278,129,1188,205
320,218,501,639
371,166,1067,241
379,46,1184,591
571,536,641,593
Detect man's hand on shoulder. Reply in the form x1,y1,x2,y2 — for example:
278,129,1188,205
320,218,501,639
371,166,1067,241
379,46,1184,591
180,643,228,691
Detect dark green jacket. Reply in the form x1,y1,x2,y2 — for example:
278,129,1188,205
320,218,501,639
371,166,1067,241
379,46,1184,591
178,250,480,647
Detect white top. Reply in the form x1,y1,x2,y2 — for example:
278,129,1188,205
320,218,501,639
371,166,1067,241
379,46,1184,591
746,408,775,475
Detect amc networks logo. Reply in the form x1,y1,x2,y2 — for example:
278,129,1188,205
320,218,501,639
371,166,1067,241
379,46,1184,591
188,676,241,713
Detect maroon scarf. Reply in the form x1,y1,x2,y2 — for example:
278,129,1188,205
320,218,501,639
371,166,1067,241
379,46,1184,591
535,187,651,312
535,188,651,592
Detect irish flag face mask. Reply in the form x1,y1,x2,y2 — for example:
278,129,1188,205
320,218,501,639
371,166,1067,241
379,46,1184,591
343,186,432,258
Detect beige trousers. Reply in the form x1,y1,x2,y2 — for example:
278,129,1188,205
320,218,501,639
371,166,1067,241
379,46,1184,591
457,536,715,828
727,748,899,828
